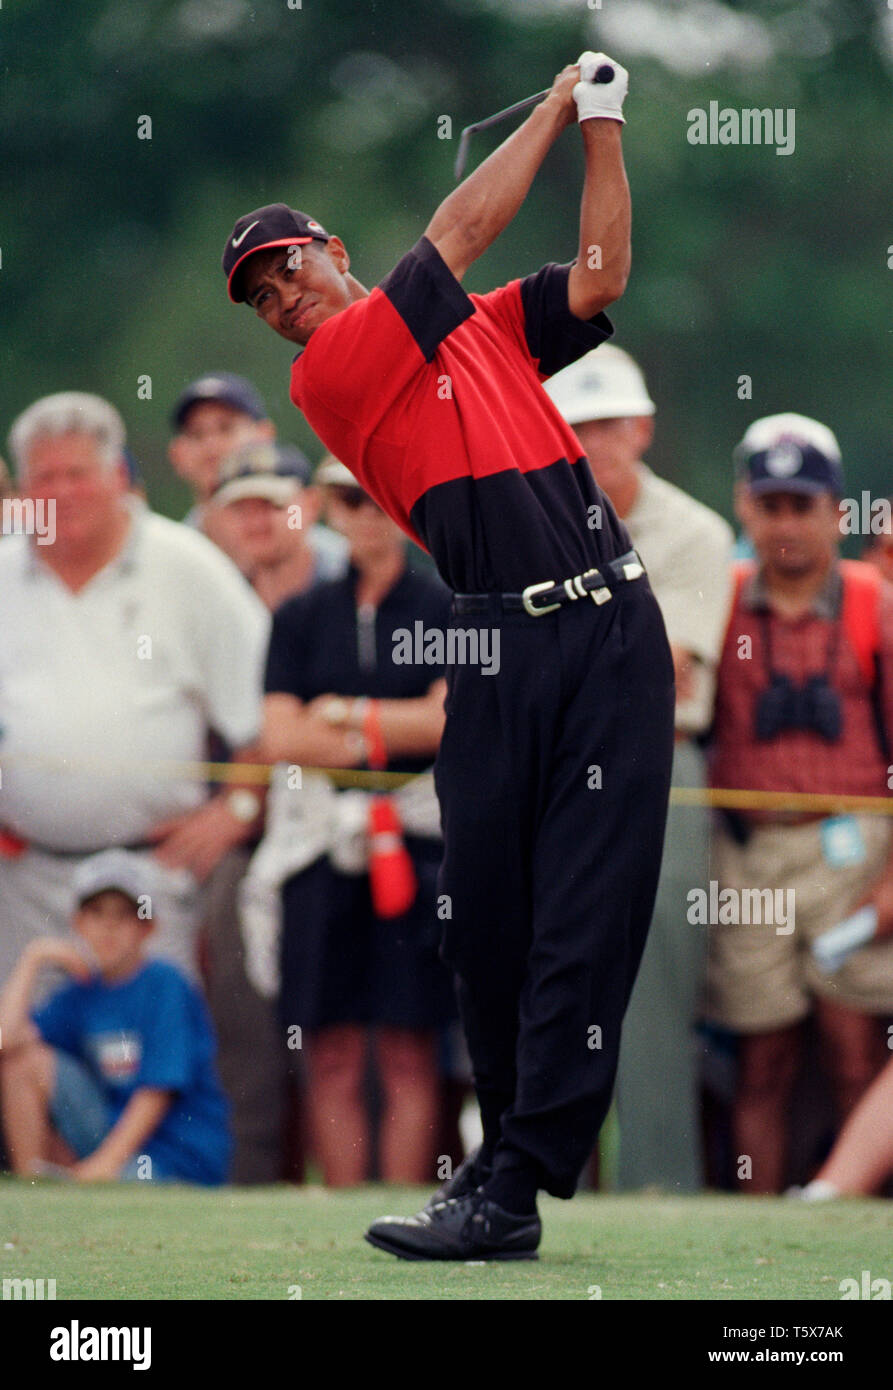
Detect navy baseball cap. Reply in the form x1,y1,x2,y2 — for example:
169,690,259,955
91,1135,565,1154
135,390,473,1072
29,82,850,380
223,204,330,304
212,441,312,507
735,413,845,497
171,373,268,430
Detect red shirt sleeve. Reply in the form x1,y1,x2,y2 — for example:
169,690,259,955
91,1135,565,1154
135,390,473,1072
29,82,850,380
292,237,475,436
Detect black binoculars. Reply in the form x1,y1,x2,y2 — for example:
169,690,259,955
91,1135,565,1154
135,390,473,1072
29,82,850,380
754,671,843,741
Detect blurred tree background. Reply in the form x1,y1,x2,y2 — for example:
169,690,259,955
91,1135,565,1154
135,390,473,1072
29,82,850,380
1,0,890,536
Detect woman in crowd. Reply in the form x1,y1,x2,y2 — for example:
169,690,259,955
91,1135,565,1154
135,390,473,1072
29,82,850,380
258,457,456,1185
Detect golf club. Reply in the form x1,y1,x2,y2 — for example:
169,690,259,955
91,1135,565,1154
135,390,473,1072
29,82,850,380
454,64,615,180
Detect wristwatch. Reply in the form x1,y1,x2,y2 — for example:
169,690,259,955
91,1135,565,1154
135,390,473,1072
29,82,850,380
226,789,262,824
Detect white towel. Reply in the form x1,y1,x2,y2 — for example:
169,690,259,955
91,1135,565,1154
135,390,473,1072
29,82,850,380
239,766,442,998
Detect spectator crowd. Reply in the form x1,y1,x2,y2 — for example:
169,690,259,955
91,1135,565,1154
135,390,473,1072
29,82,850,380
0,357,890,1197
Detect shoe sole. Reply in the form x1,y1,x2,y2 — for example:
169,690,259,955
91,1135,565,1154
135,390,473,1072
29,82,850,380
364,1231,539,1262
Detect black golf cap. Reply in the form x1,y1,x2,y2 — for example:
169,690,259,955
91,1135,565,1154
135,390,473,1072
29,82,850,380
223,204,330,303
171,373,268,430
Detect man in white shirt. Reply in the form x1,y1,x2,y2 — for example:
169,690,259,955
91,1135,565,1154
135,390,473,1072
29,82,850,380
0,392,270,984
546,346,734,1191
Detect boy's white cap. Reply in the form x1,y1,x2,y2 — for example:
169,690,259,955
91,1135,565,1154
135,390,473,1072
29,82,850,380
544,345,655,424
72,849,156,909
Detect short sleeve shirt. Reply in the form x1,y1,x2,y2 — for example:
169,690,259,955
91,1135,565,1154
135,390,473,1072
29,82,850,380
291,237,631,591
265,565,451,775
32,959,231,1184
0,504,270,849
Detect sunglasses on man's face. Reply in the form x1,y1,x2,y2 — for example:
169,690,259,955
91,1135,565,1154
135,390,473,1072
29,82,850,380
329,485,377,511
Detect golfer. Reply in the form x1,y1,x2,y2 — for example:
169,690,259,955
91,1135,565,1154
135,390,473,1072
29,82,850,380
222,52,675,1260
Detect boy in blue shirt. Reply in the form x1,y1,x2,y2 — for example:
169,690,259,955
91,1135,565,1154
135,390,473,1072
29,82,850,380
0,850,231,1184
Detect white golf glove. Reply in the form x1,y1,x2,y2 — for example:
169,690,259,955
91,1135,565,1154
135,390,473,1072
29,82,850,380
573,51,628,124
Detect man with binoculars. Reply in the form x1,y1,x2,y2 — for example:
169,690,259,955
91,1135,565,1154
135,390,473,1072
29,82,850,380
704,413,893,1194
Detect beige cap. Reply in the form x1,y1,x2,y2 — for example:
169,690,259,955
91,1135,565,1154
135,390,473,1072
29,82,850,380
212,441,310,508
314,453,361,487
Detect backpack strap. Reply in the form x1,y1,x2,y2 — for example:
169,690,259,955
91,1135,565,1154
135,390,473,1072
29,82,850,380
839,560,882,688
731,558,757,608
839,560,888,762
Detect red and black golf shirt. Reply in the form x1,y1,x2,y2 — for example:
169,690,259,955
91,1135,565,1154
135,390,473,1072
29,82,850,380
291,236,631,592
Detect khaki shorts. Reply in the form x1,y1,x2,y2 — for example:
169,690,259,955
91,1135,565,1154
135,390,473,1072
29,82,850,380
703,814,893,1032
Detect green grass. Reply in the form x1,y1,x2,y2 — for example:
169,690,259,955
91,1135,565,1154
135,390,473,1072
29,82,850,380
0,1180,889,1300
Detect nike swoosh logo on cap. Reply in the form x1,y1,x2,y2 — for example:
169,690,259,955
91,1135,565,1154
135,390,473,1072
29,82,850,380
232,221,260,249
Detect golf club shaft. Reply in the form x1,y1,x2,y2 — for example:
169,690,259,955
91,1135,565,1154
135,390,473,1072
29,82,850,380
454,65,615,180
454,90,548,181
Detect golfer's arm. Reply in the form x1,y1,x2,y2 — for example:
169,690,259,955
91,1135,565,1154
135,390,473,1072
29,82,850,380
425,95,568,281
567,120,630,317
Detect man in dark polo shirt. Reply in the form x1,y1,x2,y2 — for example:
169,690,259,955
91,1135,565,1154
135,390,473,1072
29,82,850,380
221,53,675,1260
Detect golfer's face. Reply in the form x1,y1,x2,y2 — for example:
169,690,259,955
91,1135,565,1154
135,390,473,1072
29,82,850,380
243,242,353,346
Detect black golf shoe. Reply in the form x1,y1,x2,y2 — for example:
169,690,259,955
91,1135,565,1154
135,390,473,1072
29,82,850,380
365,1189,541,1262
422,1145,492,1213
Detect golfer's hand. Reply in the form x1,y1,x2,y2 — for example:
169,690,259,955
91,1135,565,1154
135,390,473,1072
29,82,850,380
547,64,586,129
574,51,628,124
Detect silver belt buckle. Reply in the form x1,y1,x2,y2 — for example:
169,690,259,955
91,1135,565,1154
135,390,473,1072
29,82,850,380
521,580,561,617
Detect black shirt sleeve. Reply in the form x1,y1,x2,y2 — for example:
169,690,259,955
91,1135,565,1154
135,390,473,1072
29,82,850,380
519,262,614,378
379,237,476,362
264,597,312,699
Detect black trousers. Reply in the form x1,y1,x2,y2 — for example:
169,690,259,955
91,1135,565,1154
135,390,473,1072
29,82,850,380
434,576,675,1198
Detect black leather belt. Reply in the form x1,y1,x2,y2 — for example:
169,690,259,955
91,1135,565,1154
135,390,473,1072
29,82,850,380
452,549,646,617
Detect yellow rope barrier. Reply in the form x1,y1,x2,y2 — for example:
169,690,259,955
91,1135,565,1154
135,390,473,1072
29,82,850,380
0,752,890,811
669,787,892,815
